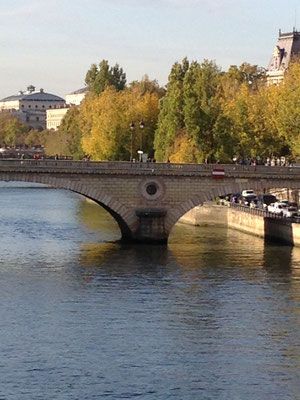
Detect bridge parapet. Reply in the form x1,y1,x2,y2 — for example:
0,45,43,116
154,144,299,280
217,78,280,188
0,159,299,179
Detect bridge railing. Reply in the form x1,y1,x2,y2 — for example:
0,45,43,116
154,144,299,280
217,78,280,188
0,159,299,176
230,203,299,224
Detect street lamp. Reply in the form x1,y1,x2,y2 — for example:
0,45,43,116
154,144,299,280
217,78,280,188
137,150,143,162
130,120,145,162
130,121,135,161
138,120,145,161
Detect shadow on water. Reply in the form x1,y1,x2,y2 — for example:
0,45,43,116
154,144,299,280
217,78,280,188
66,197,300,288
76,198,121,241
75,218,298,284
79,242,171,274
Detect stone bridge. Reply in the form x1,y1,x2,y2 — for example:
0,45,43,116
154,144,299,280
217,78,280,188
1,159,300,243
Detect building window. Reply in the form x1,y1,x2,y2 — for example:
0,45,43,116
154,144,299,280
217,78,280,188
36,117,39,122
42,105,45,108
49,105,52,108
35,105,38,108
28,105,31,108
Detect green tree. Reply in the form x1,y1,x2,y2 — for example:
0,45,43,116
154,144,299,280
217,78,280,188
129,75,165,97
183,59,222,162
154,58,189,161
0,113,29,146
85,60,126,95
57,107,84,159
42,108,84,158
25,129,47,147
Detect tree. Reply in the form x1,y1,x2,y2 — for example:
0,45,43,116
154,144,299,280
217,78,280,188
129,75,165,97
0,113,29,146
154,58,189,161
85,60,126,95
57,107,84,159
168,131,201,163
183,59,222,162
276,60,300,158
25,129,47,147
80,85,160,160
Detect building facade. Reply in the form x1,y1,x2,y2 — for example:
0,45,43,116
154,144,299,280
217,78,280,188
65,87,88,106
46,108,69,130
0,85,66,130
267,29,300,85
46,87,88,130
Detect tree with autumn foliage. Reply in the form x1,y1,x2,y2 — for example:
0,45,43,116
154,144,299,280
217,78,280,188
0,113,29,146
154,58,284,163
275,60,300,158
80,80,161,160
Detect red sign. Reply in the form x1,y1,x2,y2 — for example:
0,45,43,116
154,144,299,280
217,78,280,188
212,168,225,179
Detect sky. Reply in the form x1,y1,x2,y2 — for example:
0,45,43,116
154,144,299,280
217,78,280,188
0,0,299,99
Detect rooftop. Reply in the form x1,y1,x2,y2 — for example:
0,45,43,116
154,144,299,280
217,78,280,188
1,86,65,102
67,87,88,95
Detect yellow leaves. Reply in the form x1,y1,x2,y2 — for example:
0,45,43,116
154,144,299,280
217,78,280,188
169,131,201,163
80,86,160,160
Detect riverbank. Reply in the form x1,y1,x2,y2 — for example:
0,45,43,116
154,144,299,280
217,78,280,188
180,203,300,246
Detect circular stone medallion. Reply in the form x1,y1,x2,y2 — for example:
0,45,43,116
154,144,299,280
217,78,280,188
140,179,164,200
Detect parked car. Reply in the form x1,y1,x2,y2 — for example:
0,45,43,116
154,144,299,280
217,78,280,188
256,194,277,209
239,194,257,206
267,202,288,215
280,200,290,206
241,189,257,197
288,201,298,208
292,212,300,222
230,193,241,204
282,205,298,218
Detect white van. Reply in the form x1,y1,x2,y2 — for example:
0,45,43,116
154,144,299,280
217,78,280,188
241,189,256,197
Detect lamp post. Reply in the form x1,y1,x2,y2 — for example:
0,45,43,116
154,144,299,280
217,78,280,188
130,121,135,161
130,120,145,162
138,120,145,162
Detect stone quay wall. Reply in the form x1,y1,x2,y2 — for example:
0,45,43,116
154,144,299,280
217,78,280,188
180,204,300,246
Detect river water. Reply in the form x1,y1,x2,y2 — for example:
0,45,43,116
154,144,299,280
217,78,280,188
0,185,300,399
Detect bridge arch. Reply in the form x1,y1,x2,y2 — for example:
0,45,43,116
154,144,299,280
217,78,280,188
165,179,300,233
0,173,138,241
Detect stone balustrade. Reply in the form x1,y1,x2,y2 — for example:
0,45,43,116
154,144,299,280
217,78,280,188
0,159,299,178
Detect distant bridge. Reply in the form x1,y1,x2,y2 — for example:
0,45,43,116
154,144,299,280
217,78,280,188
0,159,299,243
